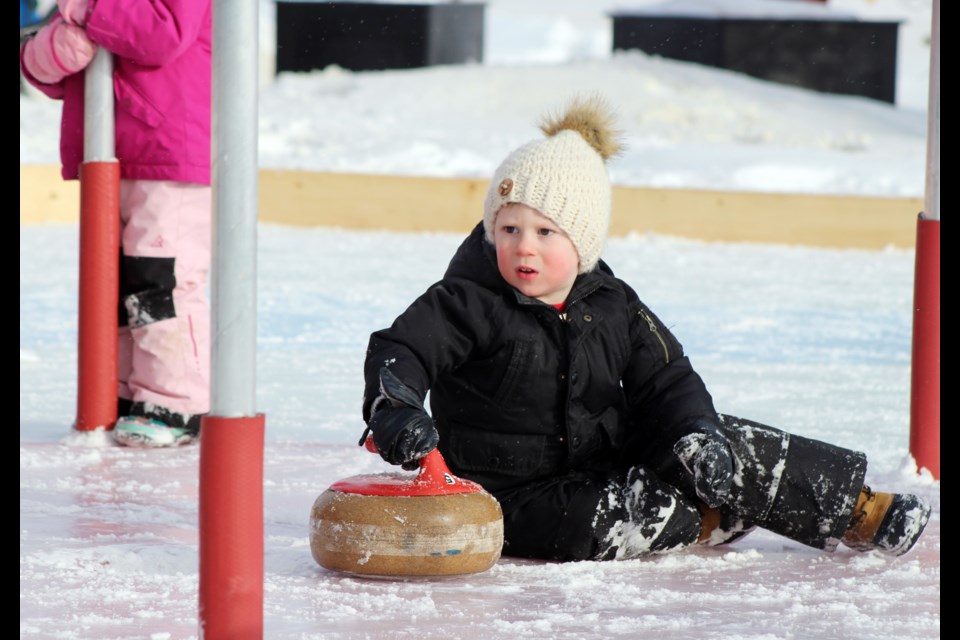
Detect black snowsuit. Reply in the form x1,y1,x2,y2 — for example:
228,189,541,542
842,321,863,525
363,224,867,561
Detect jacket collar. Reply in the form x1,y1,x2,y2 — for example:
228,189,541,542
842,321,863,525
445,222,615,307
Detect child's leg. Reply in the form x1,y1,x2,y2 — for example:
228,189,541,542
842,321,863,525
497,416,920,560
493,416,866,561
651,415,868,551
702,416,929,555
495,467,703,561
117,179,211,430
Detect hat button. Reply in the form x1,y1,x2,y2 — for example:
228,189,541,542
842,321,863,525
498,178,513,196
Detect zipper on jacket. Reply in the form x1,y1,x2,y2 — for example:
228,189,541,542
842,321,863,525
638,308,670,363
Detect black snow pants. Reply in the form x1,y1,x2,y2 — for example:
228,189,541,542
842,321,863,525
495,415,868,561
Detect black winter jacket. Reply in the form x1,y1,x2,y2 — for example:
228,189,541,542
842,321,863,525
363,223,720,494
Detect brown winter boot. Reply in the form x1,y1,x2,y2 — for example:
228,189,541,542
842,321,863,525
697,504,722,543
695,503,754,545
842,486,932,556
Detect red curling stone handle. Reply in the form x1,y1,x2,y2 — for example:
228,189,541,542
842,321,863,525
328,438,487,497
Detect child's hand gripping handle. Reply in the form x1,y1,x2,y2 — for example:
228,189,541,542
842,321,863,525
363,436,454,490
361,368,440,471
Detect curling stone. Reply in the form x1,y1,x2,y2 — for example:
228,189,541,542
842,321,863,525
310,441,504,577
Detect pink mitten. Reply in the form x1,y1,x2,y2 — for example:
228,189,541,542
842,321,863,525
21,16,97,85
57,0,91,26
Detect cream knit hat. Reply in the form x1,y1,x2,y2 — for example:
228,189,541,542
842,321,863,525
483,96,623,273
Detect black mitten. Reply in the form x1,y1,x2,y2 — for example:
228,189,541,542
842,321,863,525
366,368,439,469
673,426,734,508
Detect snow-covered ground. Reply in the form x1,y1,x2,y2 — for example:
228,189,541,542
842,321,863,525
21,1,938,638
20,226,940,639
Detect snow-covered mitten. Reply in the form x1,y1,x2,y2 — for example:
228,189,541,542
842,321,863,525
673,427,734,508
21,15,97,85
366,368,439,470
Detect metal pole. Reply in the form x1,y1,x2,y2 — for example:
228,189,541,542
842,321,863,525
923,0,940,223
210,4,259,416
909,0,940,479
75,48,120,431
199,1,265,637
83,49,115,161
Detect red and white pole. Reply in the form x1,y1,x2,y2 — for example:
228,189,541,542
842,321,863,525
199,0,264,637
75,48,119,432
909,0,940,479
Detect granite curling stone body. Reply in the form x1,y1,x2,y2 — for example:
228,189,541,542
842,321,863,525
310,448,504,577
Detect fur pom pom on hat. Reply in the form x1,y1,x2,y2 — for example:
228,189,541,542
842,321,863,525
483,96,623,273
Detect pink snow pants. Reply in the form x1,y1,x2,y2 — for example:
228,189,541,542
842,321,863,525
117,180,211,417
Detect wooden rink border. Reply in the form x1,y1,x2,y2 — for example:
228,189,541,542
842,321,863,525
20,165,922,249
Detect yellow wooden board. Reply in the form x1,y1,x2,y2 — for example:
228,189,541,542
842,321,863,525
21,165,921,248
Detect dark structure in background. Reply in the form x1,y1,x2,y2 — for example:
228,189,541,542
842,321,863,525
275,1,485,73
611,6,899,104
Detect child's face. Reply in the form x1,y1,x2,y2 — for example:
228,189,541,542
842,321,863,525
494,204,580,305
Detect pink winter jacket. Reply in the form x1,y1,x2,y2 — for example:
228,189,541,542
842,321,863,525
21,0,211,184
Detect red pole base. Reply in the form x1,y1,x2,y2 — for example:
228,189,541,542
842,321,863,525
76,161,120,431
199,414,265,639
909,215,939,479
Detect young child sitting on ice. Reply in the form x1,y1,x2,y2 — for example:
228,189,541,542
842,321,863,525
360,97,931,560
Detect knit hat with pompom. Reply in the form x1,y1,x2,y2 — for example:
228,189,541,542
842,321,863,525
483,96,623,273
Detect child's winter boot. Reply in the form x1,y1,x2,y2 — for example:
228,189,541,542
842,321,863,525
697,504,721,543
842,486,931,556
112,402,201,448
695,503,754,546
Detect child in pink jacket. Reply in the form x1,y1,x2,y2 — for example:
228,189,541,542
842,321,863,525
21,0,212,447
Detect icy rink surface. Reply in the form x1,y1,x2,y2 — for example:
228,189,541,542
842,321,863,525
20,1,938,635
21,225,939,639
